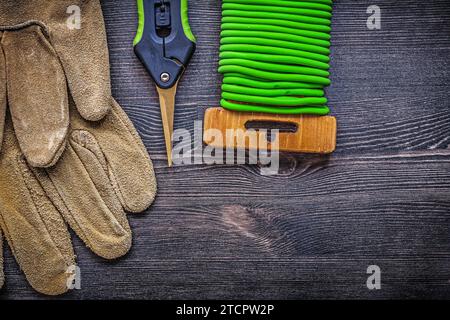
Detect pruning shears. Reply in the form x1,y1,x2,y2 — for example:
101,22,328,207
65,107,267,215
134,0,196,166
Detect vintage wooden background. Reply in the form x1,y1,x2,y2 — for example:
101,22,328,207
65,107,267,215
1,0,450,299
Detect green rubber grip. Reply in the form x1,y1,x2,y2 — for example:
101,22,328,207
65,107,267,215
181,0,196,43
134,0,196,46
133,0,145,46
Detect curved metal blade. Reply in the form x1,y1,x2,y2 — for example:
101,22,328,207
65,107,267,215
156,82,178,167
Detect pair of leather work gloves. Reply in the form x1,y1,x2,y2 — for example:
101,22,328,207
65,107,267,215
0,1,157,295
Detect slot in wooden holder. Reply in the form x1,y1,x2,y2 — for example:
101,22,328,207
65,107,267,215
203,107,337,154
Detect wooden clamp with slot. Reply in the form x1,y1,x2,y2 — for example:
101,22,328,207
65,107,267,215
203,107,337,154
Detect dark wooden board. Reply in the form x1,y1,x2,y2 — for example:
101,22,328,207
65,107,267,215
1,0,450,299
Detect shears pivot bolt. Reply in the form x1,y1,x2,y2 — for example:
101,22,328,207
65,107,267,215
160,72,170,83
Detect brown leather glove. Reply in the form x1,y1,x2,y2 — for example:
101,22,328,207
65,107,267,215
0,1,157,295
0,0,112,167
0,99,156,295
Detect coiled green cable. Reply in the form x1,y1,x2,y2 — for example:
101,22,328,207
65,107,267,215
221,30,330,54
222,0,332,11
221,24,331,47
222,3,332,20
219,0,333,115
220,51,330,70
220,59,330,78
221,17,331,40
222,11,331,32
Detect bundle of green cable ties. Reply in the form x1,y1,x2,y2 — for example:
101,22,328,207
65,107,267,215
219,0,333,115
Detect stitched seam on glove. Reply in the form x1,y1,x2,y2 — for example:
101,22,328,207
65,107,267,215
17,156,71,265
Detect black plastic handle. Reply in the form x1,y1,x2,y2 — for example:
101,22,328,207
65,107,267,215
134,0,196,89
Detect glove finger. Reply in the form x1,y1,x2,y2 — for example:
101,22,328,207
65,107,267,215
71,98,157,213
0,120,75,295
50,0,111,121
33,135,132,260
2,25,69,168
0,31,6,152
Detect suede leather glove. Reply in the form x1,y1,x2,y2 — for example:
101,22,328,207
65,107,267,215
0,0,112,167
0,99,157,295
0,1,157,295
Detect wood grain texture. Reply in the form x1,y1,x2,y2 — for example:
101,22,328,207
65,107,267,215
1,0,450,299
203,108,337,153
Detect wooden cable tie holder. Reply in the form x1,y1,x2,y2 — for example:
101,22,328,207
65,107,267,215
203,107,337,154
